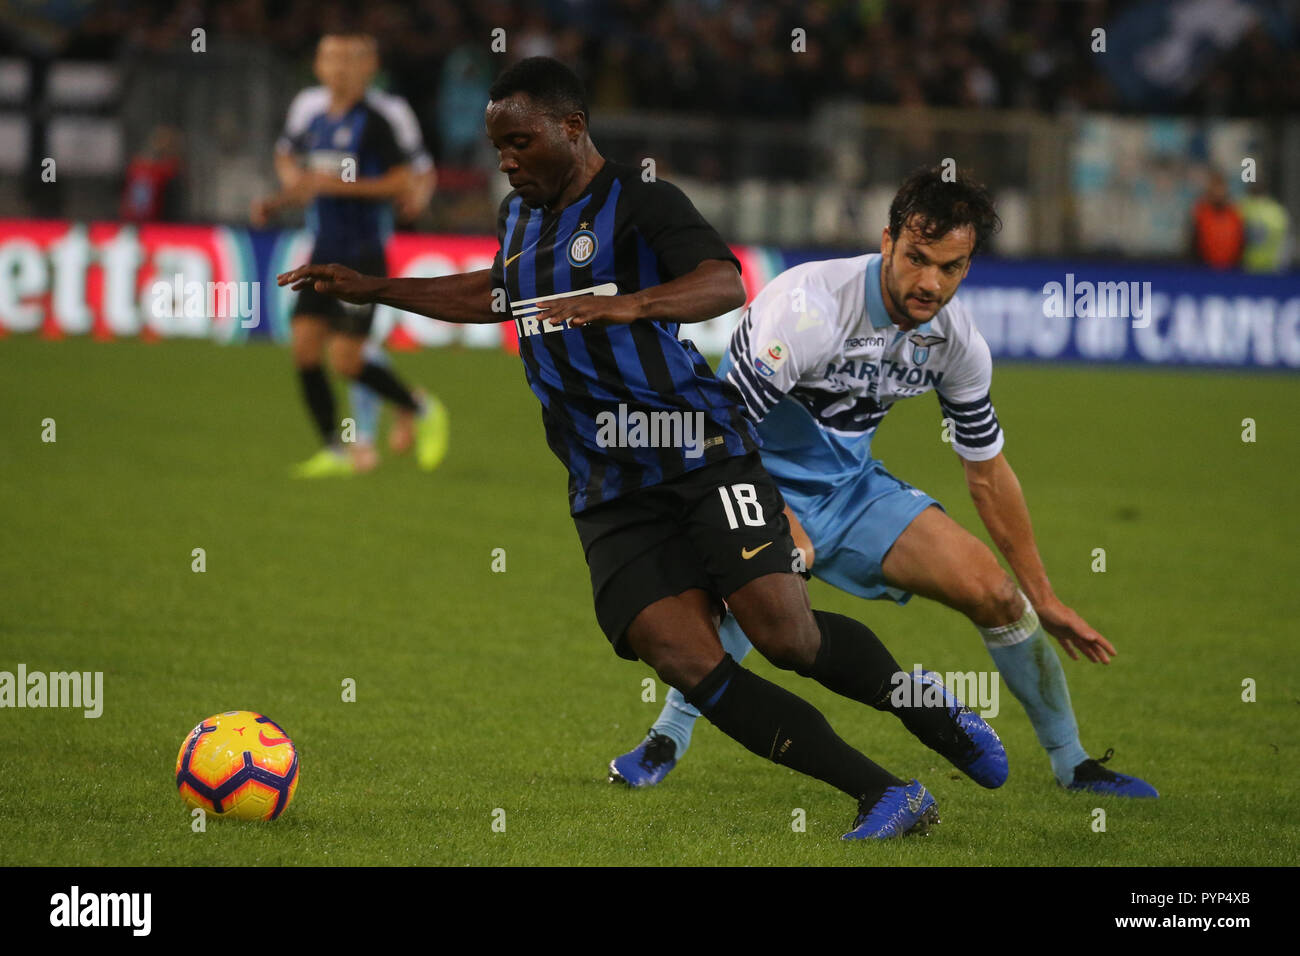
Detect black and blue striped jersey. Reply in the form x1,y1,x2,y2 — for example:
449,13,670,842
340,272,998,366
277,87,423,262
491,160,758,514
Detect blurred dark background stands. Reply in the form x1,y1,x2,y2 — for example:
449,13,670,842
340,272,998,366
0,0,1295,262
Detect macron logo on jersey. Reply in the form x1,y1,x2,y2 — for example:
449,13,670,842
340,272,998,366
846,335,886,349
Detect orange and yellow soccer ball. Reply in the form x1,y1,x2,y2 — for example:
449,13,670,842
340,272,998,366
175,711,299,821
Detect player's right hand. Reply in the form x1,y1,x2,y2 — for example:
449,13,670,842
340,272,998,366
1037,599,1115,664
276,264,379,304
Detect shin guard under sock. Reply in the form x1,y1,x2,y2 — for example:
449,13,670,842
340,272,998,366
801,610,965,753
686,654,903,803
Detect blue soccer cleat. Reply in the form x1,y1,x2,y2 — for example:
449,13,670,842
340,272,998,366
608,729,678,788
843,780,940,840
911,669,1009,789
1065,748,1158,798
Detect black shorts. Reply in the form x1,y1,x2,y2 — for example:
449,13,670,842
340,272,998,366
573,452,798,660
291,247,387,336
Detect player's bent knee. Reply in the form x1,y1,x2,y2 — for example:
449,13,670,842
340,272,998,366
290,338,321,369
732,589,819,671
290,322,326,368
638,640,722,692
764,626,819,671
964,573,1023,628
328,345,365,378
624,599,725,691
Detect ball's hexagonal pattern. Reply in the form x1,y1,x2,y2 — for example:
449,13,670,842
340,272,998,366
175,711,299,820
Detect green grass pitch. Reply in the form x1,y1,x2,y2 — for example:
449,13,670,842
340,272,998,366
1,336,1297,865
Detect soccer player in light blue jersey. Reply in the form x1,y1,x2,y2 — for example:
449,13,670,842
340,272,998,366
611,167,1157,799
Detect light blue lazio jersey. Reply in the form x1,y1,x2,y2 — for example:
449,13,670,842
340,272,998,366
717,253,1004,499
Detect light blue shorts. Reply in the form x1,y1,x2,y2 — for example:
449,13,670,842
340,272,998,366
776,458,940,604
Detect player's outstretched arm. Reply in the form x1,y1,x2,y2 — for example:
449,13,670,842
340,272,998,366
962,452,1116,664
539,259,745,328
277,265,499,324
311,165,413,201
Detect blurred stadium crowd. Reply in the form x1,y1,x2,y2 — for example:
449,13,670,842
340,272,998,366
23,1,1300,132
0,0,1295,262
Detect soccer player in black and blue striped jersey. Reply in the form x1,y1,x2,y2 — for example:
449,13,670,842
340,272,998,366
280,58,1007,838
255,34,447,477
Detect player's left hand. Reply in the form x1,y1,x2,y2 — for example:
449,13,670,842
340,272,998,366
283,173,325,203
249,198,270,228
1036,599,1115,664
396,187,430,223
540,294,642,328
395,193,421,222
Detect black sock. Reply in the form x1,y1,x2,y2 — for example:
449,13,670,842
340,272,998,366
686,655,904,804
802,610,962,755
355,362,419,412
298,365,336,444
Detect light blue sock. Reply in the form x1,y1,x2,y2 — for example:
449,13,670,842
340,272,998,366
980,593,1089,785
650,614,756,757
348,342,388,444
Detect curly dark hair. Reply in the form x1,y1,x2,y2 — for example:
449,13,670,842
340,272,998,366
488,57,589,122
887,166,1001,257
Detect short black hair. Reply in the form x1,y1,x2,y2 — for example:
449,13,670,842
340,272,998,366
317,33,378,55
888,166,1001,257
488,57,588,122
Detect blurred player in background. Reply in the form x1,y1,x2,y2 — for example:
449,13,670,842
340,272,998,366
347,82,438,473
252,33,448,477
611,167,1158,799
347,81,438,473
281,58,1011,839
